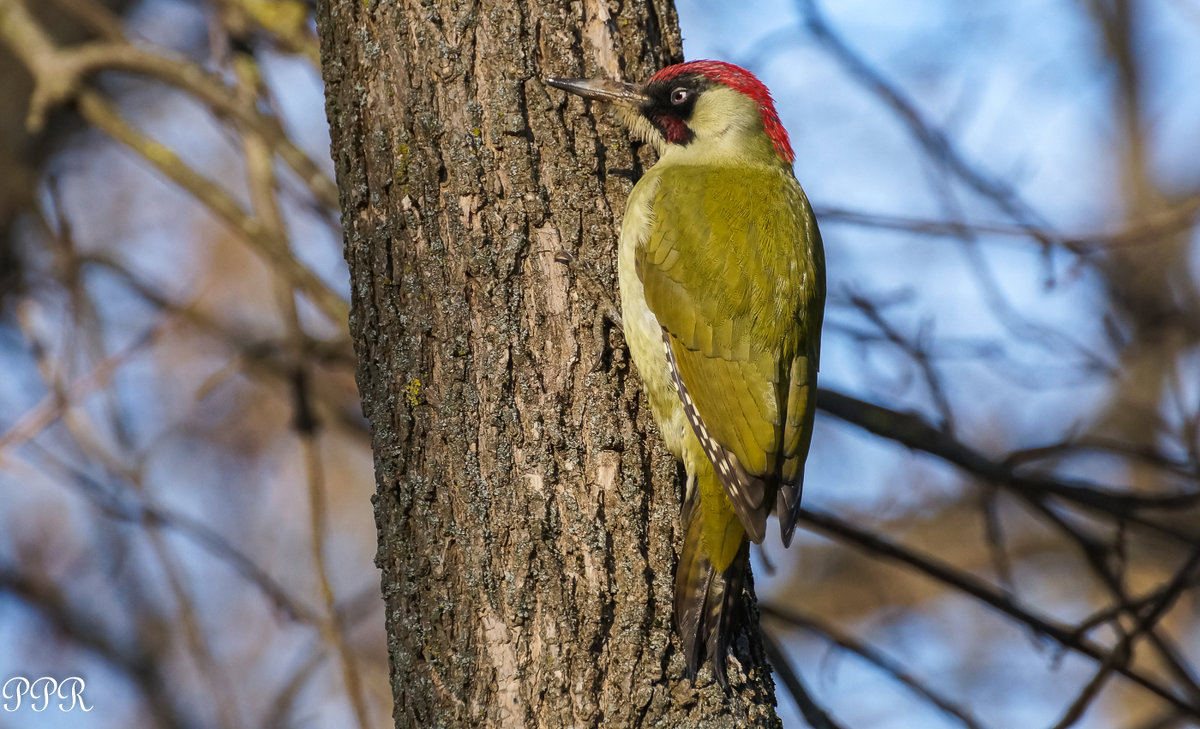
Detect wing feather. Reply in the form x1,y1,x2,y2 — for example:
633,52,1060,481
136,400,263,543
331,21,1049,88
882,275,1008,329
638,165,824,543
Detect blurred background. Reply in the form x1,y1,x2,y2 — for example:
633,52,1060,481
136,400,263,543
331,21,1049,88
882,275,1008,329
1,0,1198,728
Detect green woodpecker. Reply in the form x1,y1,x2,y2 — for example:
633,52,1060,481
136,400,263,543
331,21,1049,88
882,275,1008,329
547,61,825,687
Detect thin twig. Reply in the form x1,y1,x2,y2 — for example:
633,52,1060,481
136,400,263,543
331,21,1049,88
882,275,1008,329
19,441,319,623
235,49,371,729
0,564,192,729
762,605,986,729
1021,495,1200,704
795,0,1058,250
762,632,848,729
847,291,955,432
817,389,1200,537
76,90,350,325
0,0,348,326
813,199,1200,253
19,310,246,729
798,507,1200,718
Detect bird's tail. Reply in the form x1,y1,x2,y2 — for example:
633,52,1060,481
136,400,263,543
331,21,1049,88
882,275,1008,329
674,465,749,689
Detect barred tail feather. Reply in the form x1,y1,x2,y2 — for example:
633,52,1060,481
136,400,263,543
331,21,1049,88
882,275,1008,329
675,504,750,690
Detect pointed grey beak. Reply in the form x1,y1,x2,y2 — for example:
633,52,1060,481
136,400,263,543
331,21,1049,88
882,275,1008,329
545,77,649,106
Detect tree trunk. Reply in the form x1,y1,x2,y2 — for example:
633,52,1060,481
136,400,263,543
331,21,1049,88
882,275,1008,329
316,1,781,725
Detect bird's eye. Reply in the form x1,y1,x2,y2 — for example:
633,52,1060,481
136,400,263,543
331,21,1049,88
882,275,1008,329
670,88,690,105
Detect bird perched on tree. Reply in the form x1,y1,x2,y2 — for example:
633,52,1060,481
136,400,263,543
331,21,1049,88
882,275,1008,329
546,61,825,688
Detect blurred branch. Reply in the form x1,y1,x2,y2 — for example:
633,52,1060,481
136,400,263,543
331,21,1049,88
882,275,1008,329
0,306,162,465
1047,546,1200,728
763,632,848,729
798,507,1200,718
1024,497,1200,705
46,0,126,41
796,0,1058,250
797,0,1129,373
0,0,336,207
0,563,192,729
77,90,349,325
1075,559,1200,641
300,414,373,729
80,251,367,438
1047,651,1121,729
0,0,348,326
1,0,373,725
80,251,356,368
265,583,385,729
19,306,246,728
21,439,321,624
981,487,1016,593
817,389,1200,536
815,198,1200,255
845,291,955,432
216,0,320,64
246,47,372,718
1006,438,1198,483
1126,711,1188,729
263,643,329,729
762,605,986,729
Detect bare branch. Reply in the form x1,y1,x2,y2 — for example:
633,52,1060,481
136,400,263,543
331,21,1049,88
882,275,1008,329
798,507,1200,718
814,198,1200,254
762,605,986,729
763,632,848,729
0,563,193,729
817,389,1200,533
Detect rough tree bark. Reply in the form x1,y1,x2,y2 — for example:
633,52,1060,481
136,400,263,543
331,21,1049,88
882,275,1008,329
317,1,781,726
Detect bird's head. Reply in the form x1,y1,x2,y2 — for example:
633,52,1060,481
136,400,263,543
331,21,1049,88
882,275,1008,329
547,60,794,166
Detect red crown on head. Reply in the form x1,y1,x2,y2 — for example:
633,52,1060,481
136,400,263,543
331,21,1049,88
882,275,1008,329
650,60,795,164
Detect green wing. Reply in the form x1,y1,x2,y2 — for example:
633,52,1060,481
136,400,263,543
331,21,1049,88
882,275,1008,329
638,164,824,544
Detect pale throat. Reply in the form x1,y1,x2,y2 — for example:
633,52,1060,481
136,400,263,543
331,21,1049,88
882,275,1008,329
669,87,781,165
